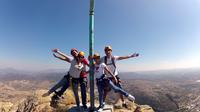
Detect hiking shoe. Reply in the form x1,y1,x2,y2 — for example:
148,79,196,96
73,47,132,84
127,94,135,102
97,107,103,112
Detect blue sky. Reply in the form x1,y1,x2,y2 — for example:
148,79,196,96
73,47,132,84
0,0,200,71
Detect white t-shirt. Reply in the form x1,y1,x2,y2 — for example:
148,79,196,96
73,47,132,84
69,59,84,78
100,56,119,76
94,63,107,79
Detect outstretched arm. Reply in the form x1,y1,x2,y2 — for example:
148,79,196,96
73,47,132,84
104,66,118,83
53,53,67,61
117,53,139,60
52,49,73,63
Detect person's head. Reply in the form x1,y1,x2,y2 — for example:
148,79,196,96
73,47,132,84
71,48,78,57
93,53,101,64
104,45,112,57
78,51,85,62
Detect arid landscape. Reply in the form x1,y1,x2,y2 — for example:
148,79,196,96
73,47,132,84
120,69,200,112
0,68,200,112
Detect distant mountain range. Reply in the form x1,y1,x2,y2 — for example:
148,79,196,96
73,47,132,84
0,68,66,81
0,67,200,112
1,67,200,81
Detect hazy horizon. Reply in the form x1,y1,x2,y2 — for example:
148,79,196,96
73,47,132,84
0,66,200,73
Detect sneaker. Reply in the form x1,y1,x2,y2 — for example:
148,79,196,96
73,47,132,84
52,94,60,101
97,104,104,110
127,94,135,102
54,91,64,99
50,95,60,108
97,107,103,112
102,103,105,108
102,102,105,106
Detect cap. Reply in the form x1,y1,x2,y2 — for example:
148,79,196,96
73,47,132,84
78,51,85,57
93,53,100,59
104,45,112,51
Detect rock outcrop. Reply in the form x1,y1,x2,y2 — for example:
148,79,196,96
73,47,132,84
0,89,154,112
0,102,13,112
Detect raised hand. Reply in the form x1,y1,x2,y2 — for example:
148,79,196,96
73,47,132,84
131,53,139,58
52,48,59,53
113,77,118,84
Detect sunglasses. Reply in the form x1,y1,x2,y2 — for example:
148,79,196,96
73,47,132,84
93,57,100,59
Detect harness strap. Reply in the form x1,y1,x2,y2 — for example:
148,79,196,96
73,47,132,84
96,74,105,81
104,56,116,74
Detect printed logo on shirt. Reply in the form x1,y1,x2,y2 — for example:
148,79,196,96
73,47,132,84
95,66,100,73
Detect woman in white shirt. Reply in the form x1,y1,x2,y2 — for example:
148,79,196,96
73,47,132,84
43,49,87,110
93,53,135,111
43,48,78,99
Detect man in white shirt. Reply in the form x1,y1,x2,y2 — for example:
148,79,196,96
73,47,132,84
93,53,135,111
101,46,139,108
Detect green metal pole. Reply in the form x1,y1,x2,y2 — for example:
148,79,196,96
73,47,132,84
89,0,95,110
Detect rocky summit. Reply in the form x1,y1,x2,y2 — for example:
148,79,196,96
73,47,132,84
0,89,154,112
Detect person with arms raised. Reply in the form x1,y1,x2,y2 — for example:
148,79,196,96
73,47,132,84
102,46,139,108
93,53,135,111
43,49,89,110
